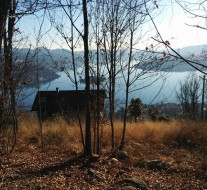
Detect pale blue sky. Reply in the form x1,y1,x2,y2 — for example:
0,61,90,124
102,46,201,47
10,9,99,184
16,1,207,50
154,1,207,49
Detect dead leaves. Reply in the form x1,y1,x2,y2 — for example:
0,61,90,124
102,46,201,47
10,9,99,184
0,139,207,189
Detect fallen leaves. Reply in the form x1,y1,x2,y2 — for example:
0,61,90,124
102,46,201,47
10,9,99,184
0,139,207,189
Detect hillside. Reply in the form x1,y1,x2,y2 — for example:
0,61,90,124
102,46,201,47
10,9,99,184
137,44,207,72
0,116,207,189
15,44,207,75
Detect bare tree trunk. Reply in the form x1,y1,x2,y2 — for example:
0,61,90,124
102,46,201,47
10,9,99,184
0,1,9,53
201,75,205,120
0,0,10,135
82,0,91,155
95,16,101,154
109,6,115,149
120,29,133,150
1,0,18,152
8,0,18,151
69,0,85,149
96,48,100,155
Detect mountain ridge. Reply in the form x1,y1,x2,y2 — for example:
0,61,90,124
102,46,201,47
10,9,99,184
15,43,207,73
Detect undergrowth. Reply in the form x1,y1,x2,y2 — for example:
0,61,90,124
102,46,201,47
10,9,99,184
18,113,207,152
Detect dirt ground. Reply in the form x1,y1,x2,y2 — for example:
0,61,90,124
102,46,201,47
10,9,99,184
0,137,207,190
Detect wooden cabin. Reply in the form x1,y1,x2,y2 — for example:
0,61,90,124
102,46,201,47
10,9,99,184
31,88,106,120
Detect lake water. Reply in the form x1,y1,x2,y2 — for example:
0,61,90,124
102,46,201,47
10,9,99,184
21,70,201,110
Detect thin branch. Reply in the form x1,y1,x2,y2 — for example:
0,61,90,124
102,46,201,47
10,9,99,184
144,0,207,75
185,23,207,30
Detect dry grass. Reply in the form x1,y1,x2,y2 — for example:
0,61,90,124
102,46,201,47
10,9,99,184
18,114,84,153
18,114,207,153
18,113,39,138
1,115,207,189
100,119,207,145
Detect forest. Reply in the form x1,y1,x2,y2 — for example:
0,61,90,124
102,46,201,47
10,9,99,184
0,0,207,189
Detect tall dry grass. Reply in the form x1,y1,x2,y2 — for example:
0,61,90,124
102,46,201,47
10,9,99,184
18,114,84,152
18,113,207,152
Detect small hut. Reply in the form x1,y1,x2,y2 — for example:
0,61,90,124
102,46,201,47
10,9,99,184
31,88,106,120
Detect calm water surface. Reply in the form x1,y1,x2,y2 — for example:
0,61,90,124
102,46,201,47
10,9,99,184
22,70,200,110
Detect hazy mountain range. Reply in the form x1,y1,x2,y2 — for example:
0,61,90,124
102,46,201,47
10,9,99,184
15,44,207,78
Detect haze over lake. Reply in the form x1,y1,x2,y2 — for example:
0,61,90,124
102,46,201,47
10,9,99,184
22,69,200,110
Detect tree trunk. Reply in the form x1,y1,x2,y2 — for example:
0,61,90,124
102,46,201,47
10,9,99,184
96,33,100,155
69,0,85,150
0,0,10,134
120,28,133,150
1,0,18,152
82,0,91,155
201,75,205,120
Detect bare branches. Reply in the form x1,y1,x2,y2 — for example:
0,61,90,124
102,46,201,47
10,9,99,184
175,0,207,19
144,0,207,74
185,23,207,31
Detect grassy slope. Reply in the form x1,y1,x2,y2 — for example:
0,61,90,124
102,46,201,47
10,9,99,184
0,115,207,189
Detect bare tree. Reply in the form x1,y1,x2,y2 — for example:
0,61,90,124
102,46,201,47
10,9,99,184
46,0,85,149
82,0,92,155
98,0,136,149
117,0,170,149
176,73,201,119
0,0,49,152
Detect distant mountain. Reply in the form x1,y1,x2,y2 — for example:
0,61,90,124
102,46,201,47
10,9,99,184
12,48,60,88
167,44,207,72
175,44,207,56
14,44,207,76
135,44,207,72
13,48,84,69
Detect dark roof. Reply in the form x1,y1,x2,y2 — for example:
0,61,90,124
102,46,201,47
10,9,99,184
31,89,106,114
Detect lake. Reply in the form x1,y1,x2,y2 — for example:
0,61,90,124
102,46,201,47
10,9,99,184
21,69,201,110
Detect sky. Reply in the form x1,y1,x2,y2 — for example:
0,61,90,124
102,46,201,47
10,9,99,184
16,0,207,50
154,1,207,49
